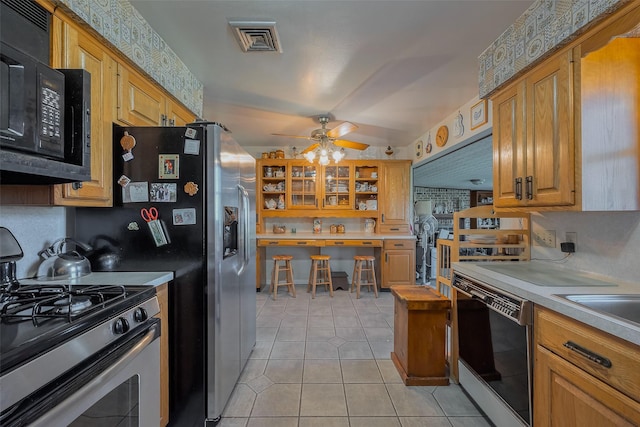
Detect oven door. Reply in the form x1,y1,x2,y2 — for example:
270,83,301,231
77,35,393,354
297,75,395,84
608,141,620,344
455,289,532,426
1,319,160,427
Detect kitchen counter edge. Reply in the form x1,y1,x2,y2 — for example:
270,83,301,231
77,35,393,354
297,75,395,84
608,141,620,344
452,262,640,347
257,233,416,240
20,271,174,288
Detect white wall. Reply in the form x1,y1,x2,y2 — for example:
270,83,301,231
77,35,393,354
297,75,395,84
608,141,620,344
411,96,493,166
529,211,640,284
0,206,69,279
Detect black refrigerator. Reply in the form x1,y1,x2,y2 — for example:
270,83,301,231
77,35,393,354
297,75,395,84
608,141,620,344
75,122,256,426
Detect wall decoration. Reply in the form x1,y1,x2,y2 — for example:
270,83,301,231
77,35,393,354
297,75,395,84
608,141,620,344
159,154,179,179
415,140,423,158
436,125,449,147
453,111,464,137
478,0,626,97
470,99,488,130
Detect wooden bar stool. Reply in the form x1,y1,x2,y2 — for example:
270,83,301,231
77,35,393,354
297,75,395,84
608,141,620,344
269,255,296,300
351,255,378,299
307,255,333,298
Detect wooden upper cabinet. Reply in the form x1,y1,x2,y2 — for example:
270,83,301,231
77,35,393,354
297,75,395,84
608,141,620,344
379,160,411,232
492,82,525,207
165,98,196,126
526,51,575,206
117,64,196,127
579,26,640,210
51,15,116,206
116,64,166,126
491,2,640,211
491,49,575,208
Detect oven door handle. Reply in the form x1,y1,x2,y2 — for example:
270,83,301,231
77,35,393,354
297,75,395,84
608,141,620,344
29,324,159,427
469,289,490,303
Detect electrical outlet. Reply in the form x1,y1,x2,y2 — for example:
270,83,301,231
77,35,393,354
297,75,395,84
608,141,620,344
533,229,556,247
565,232,577,251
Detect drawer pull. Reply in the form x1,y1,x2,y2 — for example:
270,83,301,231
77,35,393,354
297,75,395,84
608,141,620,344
334,242,344,245
394,243,403,247
268,242,279,245
563,341,612,368
363,242,372,245
296,242,308,245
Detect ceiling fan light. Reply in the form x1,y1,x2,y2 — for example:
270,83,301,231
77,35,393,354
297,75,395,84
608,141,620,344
319,154,329,165
304,151,315,162
332,149,343,162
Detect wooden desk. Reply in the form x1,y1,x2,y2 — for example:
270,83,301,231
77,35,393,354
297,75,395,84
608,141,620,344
256,235,388,290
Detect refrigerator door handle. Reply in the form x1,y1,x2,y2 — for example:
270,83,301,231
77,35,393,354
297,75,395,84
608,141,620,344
237,184,251,275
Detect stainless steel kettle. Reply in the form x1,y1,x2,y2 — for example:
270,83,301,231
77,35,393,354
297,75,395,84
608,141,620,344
37,238,92,280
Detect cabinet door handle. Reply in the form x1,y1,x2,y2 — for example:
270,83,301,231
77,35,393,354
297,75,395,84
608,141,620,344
381,214,385,223
563,341,612,368
526,176,533,200
385,253,388,262
515,177,523,200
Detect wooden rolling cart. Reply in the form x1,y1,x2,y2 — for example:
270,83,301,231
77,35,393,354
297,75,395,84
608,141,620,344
434,205,531,383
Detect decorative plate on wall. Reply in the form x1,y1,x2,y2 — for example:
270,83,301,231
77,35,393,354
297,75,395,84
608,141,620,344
436,125,449,147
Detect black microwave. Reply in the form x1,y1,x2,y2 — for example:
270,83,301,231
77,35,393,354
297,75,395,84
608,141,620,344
0,0,91,184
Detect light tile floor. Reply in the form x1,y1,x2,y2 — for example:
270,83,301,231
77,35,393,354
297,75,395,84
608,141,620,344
220,285,492,427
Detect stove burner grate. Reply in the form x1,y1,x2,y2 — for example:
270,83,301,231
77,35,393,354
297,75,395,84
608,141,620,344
0,284,127,326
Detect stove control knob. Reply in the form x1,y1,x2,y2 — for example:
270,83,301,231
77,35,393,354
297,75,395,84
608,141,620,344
114,317,130,334
133,307,148,323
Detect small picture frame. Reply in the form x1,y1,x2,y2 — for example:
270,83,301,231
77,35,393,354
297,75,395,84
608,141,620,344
172,208,196,225
122,182,149,203
150,183,177,202
470,99,488,130
159,154,179,179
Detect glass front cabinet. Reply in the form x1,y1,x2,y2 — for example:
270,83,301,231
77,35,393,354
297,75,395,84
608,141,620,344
289,162,319,209
322,164,352,210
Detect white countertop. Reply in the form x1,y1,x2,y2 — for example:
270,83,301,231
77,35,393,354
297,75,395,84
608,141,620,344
20,271,174,288
257,232,416,240
452,261,640,346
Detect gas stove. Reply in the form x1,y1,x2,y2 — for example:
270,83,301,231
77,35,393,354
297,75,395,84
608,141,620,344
0,282,156,375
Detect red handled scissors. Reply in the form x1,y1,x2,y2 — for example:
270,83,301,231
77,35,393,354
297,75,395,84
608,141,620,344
140,207,159,222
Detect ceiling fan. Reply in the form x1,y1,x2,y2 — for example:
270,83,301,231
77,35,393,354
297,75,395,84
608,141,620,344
272,115,369,155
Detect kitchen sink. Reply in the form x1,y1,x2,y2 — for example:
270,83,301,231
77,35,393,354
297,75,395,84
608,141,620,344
555,294,640,326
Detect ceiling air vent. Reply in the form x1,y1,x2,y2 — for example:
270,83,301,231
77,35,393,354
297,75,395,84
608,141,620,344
228,20,282,53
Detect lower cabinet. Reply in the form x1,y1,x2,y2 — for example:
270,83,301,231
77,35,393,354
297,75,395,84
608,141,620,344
534,307,640,427
381,239,415,288
155,283,169,427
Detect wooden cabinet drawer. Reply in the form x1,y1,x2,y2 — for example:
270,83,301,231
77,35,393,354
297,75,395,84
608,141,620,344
383,239,415,250
379,224,411,234
536,307,640,401
257,239,321,247
325,240,382,247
